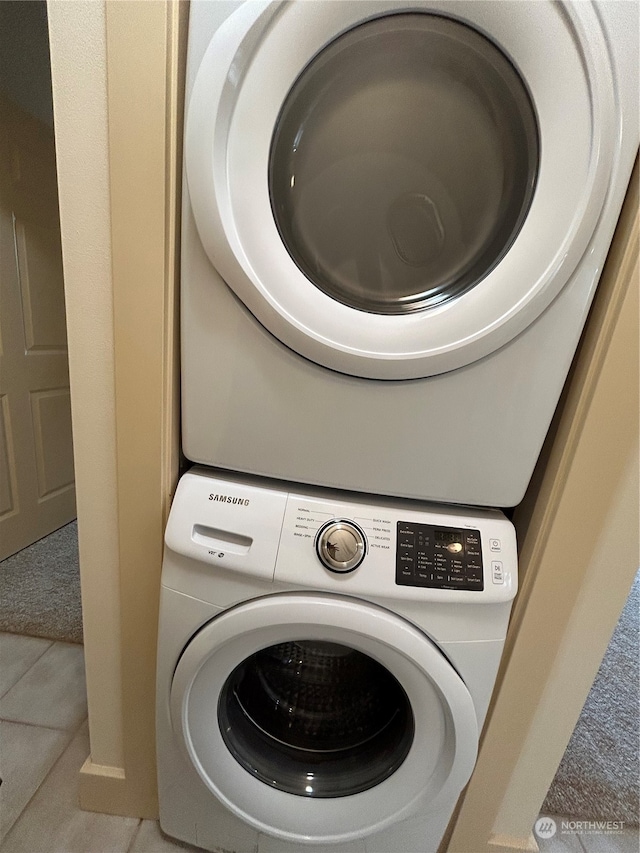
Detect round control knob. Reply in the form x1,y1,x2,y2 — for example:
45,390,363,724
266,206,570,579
316,519,366,573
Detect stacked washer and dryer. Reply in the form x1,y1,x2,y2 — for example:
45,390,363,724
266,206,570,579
157,3,638,852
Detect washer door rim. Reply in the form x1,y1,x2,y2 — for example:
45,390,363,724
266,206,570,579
186,0,616,379
169,592,479,844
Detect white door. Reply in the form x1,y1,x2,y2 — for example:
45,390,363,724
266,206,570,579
186,1,616,379
0,94,75,560
170,593,478,845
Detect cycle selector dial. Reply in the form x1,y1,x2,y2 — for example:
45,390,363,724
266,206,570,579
316,519,367,573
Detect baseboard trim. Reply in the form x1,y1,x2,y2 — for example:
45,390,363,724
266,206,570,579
488,833,539,853
78,758,158,819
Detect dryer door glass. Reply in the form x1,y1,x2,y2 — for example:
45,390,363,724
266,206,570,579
218,639,415,797
269,13,539,314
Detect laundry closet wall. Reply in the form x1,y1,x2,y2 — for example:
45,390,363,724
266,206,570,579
48,0,639,843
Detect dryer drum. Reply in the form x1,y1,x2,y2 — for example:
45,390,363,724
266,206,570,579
218,640,415,797
269,13,539,313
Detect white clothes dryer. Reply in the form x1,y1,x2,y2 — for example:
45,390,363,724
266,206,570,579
157,468,518,852
181,0,638,507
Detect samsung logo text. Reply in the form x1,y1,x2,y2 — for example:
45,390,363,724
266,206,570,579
209,493,250,506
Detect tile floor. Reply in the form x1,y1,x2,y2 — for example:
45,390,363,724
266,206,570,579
0,632,637,853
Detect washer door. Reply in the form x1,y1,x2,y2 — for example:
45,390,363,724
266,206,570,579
186,0,616,379
170,593,478,844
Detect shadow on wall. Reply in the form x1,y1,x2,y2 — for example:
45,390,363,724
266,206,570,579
0,0,53,127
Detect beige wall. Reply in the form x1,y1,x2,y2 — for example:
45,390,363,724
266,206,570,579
50,0,639,834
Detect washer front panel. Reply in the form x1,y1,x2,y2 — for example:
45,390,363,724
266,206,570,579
186,0,616,378
164,471,518,604
170,593,478,843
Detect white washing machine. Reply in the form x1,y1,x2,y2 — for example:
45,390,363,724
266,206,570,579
157,468,518,852
181,0,638,508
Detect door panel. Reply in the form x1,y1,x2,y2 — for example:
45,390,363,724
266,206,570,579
15,217,68,351
31,388,74,498
0,93,75,560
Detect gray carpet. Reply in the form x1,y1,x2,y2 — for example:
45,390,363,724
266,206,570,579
543,570,640,825
0,521,82,644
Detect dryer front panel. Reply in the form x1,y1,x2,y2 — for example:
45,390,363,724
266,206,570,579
169,593,478,845
186,0,617,379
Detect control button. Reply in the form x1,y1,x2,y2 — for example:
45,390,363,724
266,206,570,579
446,542,463,554
490,539,501,552
316,519,366,573
466,567,483,580
492,561,504,584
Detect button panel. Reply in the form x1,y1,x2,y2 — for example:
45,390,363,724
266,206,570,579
396,522,484,591
492,560,504,584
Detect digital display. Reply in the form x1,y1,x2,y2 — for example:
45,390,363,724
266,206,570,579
435,529,463,547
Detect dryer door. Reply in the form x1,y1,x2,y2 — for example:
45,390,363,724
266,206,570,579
186,0,616,379
170,593,478,845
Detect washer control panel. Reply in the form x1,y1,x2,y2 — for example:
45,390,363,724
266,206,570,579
167,470,517,604
396,523,483,591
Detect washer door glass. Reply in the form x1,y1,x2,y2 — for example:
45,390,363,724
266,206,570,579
269,13,539,313
218,639,414,797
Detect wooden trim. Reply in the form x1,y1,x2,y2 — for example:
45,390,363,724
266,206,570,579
78,0,184,818
162,0,188,522
445,159,639,852
78,759,131,818
48,0,126,775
